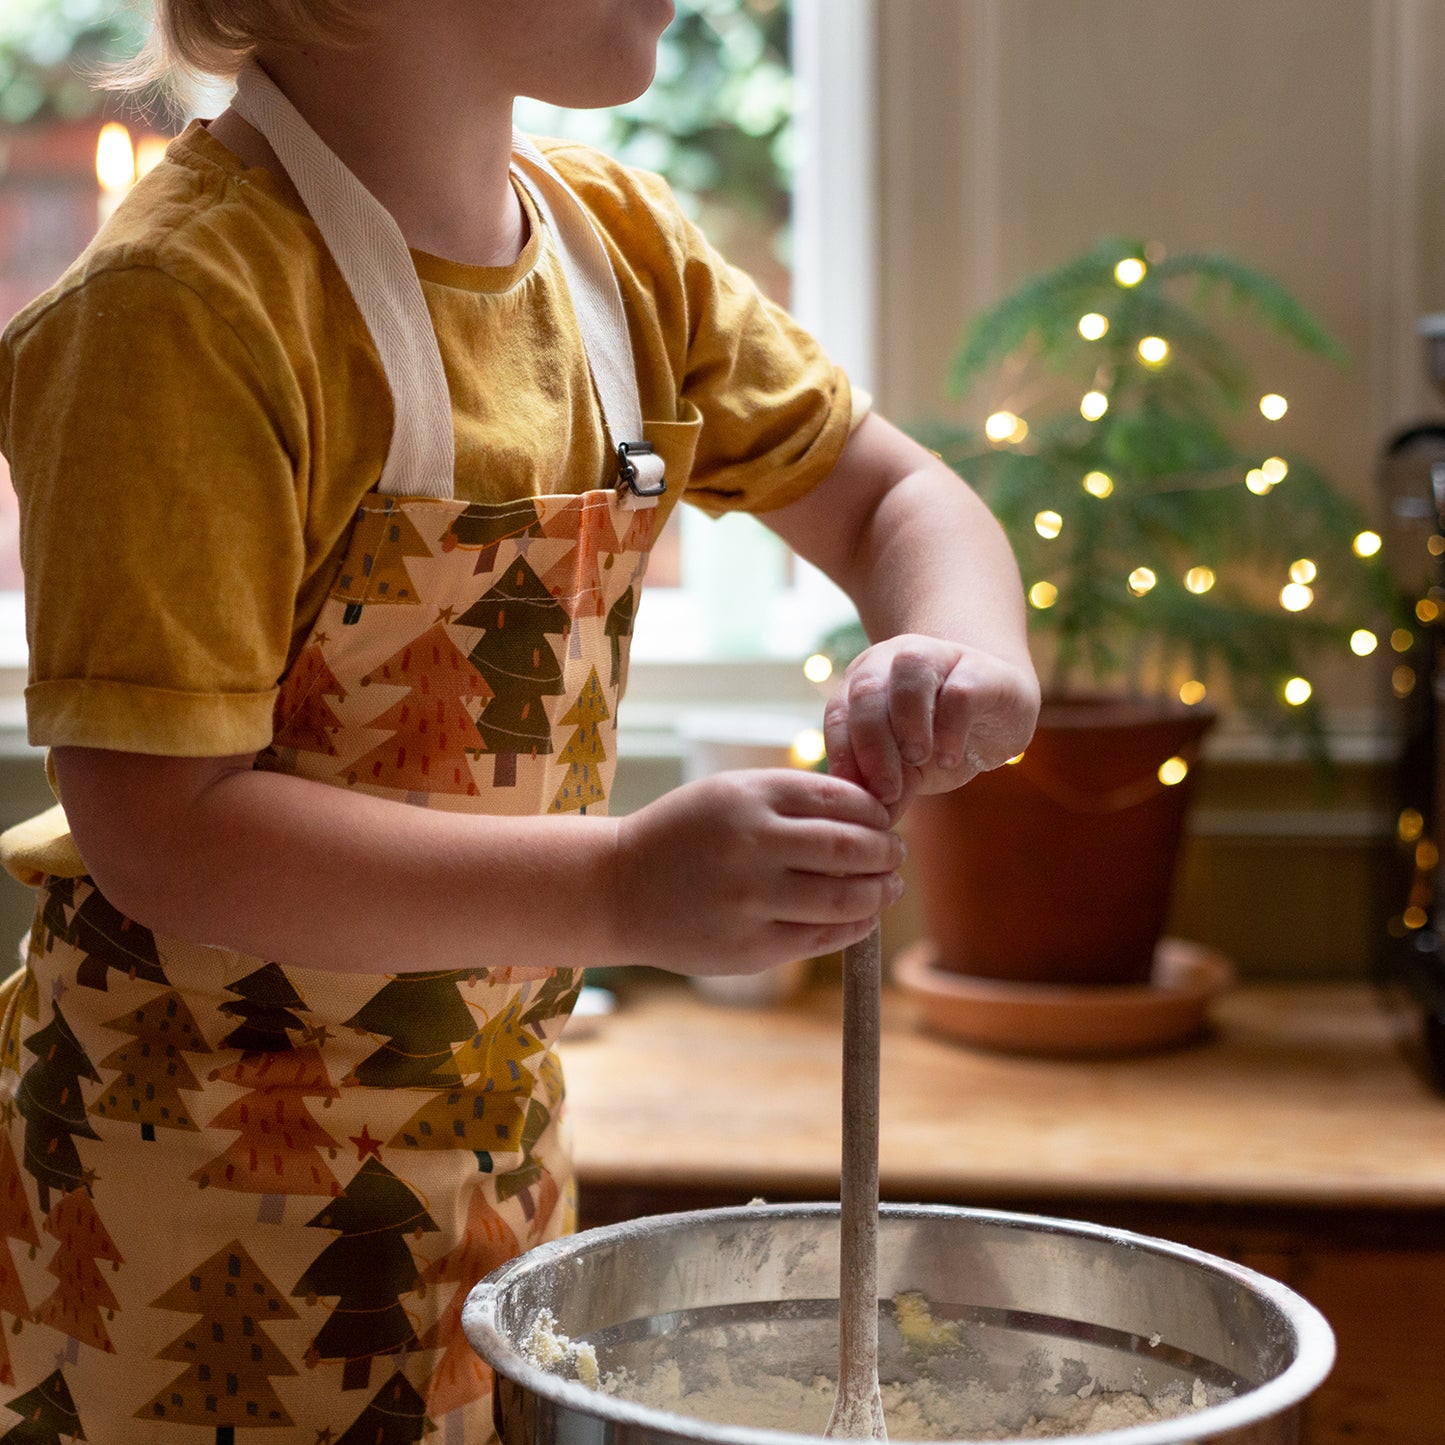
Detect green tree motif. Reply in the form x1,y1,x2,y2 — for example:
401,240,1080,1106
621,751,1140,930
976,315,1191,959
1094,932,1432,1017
293,1159,439,1393
136,1240,297,1436
548,668,610,816
0,1367,83,1444
336,1370,433,1445
59,884,166,993
92,990,212,1142
15,1004,99,1213
439,496,539,575
457,557,568,787
603,586,636,691
343,972,479,1091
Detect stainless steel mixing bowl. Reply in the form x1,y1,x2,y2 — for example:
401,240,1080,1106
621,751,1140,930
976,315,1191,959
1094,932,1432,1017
462,1203,1334,1445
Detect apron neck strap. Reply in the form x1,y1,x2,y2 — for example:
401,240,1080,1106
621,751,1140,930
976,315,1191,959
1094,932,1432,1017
230,59,661,508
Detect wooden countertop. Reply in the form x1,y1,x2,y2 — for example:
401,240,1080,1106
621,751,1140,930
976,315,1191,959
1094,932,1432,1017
558,978,1445,1210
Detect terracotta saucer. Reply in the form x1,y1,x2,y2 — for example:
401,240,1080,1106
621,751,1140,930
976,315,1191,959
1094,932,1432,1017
893,938,1237,1058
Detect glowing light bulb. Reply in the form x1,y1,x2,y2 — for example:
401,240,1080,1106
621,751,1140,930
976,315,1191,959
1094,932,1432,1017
95,122,136,194
1179,680,1207,706
1005,753,1025,765
1353,530,1382,558
1245,469,1273,495
1029,581,1058,609
802,653,833,684
1418,839,1439,871
1158,756,1189,786
1349,629,1379,656
1080,391,1109,421
1261,456,1289,484
1114,257,1147,287
1082,471,1114,498
1430,535,1445,558
790,728,827,768
1259,393,1288,421
1137,336,1169,365
1392,628,1414,652
985,410,1027,444
1283,677,1312,706
1400,808,1426,843
1395,665,1418,698
1078,312,1109,340
135,135,169,179
1034,510,1063,539
1404,905,1429,930
1416,598,1440,624
1128,567,1157,596
1183,566,1216,594
1279,583,1313,612
1289,559,1317,584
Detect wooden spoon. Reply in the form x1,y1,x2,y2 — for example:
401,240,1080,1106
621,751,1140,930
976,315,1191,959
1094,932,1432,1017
825,923,888,1439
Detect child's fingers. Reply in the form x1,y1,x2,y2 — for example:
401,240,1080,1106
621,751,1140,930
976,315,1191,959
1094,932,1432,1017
773,869,903,925
825,669,904,805
776,817,905,877
885,646,940,768
761,767,892,830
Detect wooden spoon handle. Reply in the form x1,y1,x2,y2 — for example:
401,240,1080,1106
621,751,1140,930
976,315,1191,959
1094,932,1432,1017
826,924,888,1439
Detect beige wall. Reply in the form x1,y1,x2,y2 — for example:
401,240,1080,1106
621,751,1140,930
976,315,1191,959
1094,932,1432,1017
875,0,1445,487
871,1,1445,976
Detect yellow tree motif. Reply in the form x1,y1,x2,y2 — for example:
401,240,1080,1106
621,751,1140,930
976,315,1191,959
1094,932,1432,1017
548,667,609,816
333,499,430,626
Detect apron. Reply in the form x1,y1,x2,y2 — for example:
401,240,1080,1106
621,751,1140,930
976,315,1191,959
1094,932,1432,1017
0,61,674,1445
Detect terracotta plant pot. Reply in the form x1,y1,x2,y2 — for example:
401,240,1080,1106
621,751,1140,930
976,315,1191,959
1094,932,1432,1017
907,695,1216,986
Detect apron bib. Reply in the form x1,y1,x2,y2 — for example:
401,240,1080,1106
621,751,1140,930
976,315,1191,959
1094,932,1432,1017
0,61,666,1445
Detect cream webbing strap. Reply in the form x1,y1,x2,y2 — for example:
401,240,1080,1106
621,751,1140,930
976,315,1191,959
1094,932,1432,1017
230,60,662,507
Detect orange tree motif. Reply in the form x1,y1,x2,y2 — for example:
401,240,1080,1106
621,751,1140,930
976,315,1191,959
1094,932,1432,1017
539,495,622,622
336,1369,433,1445
548,667,610,816
346,622,492,796
15,1003,100,1213
293,1158,439,1393
0,1367,83,1444
457,557,569,787
0,1130,39,1386
30,1187,122,1357
137,1239,297,1437
92,991,212,1142
343,971,481,1091
418,1188,519,1421
191,966,341,1218
333,500,430,627
271,642,348,758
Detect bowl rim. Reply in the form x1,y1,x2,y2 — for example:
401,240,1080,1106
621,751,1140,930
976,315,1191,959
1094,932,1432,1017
462,1201,1336,1445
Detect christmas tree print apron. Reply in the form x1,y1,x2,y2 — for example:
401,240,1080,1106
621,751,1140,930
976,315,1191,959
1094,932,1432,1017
0,60,678,1445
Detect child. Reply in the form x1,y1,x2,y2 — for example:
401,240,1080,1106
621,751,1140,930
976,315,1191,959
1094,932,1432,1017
0,1,1038,1439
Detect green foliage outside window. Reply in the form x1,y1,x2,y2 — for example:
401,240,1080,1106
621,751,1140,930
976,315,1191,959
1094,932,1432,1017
0,0,143,124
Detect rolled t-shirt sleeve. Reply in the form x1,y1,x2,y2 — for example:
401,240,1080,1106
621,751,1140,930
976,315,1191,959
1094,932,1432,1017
2,264,306,756
671,209,859,517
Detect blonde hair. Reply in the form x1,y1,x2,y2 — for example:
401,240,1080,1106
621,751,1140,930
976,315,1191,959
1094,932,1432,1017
114,0,368,106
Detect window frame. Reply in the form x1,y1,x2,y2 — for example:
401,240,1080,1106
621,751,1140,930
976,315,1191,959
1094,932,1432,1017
0,0,880,724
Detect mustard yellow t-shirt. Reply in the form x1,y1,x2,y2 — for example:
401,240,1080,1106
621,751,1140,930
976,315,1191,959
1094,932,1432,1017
0,121,857,766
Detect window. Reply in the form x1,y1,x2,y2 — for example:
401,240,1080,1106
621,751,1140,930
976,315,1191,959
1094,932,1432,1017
0,0,876,695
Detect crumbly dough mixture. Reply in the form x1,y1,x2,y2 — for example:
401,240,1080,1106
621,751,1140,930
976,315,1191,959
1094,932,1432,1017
604,1357,1200,1440
526,1292,1215,1440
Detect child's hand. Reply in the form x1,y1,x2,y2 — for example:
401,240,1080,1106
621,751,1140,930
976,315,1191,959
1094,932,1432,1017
614,769,904,976
823,634,1040,820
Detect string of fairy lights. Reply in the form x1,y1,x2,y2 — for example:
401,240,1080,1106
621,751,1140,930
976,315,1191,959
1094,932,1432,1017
975,254,1386,723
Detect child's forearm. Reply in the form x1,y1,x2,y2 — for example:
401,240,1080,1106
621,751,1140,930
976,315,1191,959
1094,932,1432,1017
51,745,903,977
53,747,625,974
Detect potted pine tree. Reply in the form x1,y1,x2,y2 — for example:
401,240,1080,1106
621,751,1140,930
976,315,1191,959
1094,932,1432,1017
825,239,1394,1003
